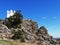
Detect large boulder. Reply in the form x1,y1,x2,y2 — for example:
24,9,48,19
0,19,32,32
0,24,11,40
37,26,59,45
21,20,38,33
20,20,38,42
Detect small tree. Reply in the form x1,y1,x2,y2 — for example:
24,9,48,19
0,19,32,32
12,10,23,26
5,10,23,28
11,30,25,42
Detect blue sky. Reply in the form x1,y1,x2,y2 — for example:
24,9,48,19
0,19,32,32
0,0,60,38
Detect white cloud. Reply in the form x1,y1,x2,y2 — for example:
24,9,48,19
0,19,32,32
41,16,57,20
53,17,57,19
42,17,47,19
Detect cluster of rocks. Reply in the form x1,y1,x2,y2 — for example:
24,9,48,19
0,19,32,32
20,20,38,42
14,19,60,45
0,19,60,45
0,24,11,40
37,26,59,45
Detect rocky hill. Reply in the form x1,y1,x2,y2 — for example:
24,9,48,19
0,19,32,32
0,19,59,45
0,11,60,45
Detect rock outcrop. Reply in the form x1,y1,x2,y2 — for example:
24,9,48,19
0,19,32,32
11,20,38,42
0,24,11,40
37,26,59,45
0,19,59,45
11,19,59,45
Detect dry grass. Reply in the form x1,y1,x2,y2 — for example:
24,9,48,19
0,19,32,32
0,40,13,45
0,40,38,45
12,41,37,45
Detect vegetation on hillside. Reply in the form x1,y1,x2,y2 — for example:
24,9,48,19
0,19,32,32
4,10,23,28
0,40,13,45
11,30,25,42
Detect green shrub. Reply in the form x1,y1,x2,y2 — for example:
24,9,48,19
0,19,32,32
5,10,23,28
20,37,25,42
11,30,25,42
